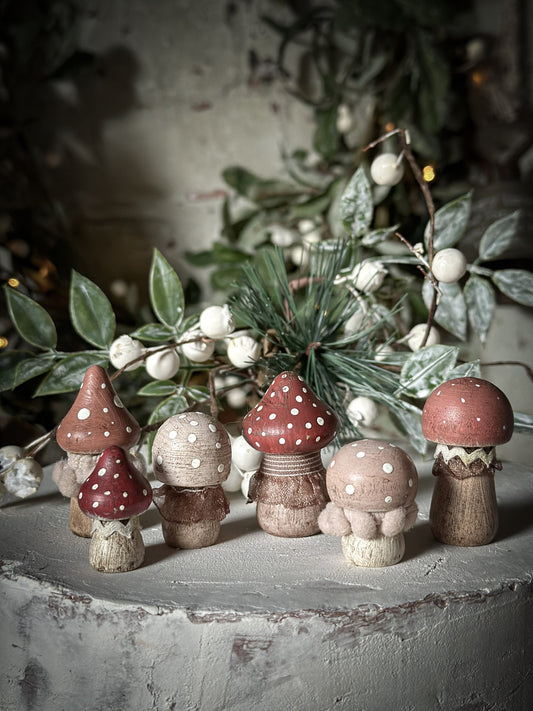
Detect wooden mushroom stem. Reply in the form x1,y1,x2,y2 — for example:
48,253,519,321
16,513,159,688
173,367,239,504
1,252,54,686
89,517,145,573
430,445,501,546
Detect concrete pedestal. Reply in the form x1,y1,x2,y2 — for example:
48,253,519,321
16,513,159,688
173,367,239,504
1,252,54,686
1,461,532,710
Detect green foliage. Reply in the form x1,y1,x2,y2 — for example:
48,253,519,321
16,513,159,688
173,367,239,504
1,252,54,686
149,249,185,330
70,271,115,349
4,286,57,350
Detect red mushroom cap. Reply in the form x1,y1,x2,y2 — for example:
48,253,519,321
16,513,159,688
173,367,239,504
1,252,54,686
56,365,140,454
422,377,514,447
242,371,338,454
78,445,152,519
326,439,418,512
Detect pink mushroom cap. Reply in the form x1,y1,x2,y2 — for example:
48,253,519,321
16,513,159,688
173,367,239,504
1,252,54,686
242,371,338,454
78,445,152,519
422,377,514,447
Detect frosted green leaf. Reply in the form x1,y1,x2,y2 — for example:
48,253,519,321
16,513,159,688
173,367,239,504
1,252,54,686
340,167,373,238
4,286,57,350
362,225,400,246
464,275,496,344
70,271,115,349
478,211,519,262
137,380,178,397
423,280,467,340
425,192,472,251
492,269,533,307
14,354,57,387
448,359,482,379
513,411,533,434
397,344,459,399
130,323,175,343
149,249,185,329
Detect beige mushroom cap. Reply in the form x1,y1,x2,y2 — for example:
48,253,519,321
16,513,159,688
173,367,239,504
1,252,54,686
152,412,232,487
326,439,418,512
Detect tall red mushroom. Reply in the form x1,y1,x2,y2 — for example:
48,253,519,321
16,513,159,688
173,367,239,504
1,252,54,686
53,365,142,537
242,371,338,537
78,445,152,572
422,376,514,546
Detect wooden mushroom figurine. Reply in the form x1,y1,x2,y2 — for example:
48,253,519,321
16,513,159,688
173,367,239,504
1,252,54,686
152,412,232,549
78,445,152,573
53,365,142,537
422,376,514,546
242,371,338,537
319,439,418,567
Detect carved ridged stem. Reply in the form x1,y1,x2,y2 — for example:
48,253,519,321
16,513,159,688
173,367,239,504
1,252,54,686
341,532,405,567
88,517,145,573
69,496,92,538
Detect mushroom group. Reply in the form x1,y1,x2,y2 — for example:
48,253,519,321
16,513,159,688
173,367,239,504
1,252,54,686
78,445,152,572
318,439,418,567
53,365,143,536
242,371,338,537
152,412,232,548
422,376,514,546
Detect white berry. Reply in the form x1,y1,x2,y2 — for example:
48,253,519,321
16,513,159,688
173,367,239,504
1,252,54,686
145,348,180,380
375,344,395,362
180,331,216,363
199,304,235,339
0,445,23,474
346,396,379,428
222,462,243,493
270,225,296,248
370,153,404,186
336,104,353,134
226,335,261,369
4,457,43,498
351,259,387,293
232,435,263,472
431,248,468,283
407,323,440,351
109,335,145,371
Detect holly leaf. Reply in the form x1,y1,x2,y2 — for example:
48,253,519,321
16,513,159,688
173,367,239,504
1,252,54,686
70,271,115,349
341,167,373,238
4,286,57,350
35,352,109,396
425,192,471,251
423,280,468,340
149,249,185,329
463,275,496,344
492,269,533,307
397,344,459,399
478,211,519,262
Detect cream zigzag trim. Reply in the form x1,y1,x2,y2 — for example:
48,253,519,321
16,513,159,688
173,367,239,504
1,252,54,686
435,443,495,467
91,517,139,539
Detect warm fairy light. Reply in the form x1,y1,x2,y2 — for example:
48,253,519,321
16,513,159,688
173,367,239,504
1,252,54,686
7,277,20,288
423,165,436,182
384,122,395,132
471,70,486,86
0,336,8,349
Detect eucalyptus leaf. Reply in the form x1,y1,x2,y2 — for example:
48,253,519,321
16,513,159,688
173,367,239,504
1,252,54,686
463,275,496,344
70,271,115,349
492,269,533,307
448,359,482,379
397,344,459,399
478,211,519,262
423,280,468,340
14,354,57,387
425,192,471,251
4,286,57,350
149,249,185,329
130,323,175,343
362,225,400,247
137,380,178,397
0,350,32,392
35,352,109,396
513,411,533,434
341,167,373,238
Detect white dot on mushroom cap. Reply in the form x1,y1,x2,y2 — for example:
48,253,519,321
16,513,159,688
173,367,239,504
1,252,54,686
123,492,128,498
296,439,302,445
326,410,332,416
103,407,109,413
156,455,163,465
218,464,225,473
256,416,260,421
77,408,90,420
408,479,413,487
255,442,260,448
475,383,480,387
477,417,481,422
436,391,441,396
503,425,507,430
317,417,324,426
92,502,99,508
330,459,336,467
104,431,110,437
91,483,98,490
98,468,106,476
216,442,221,449
443,420,446,424
101,383,106,389
119,505,125,511
305,422,312,429
296,395,303,403
188,434,197,443
143,489,148,496
270,391,276,397
78,492,83,499
383,463,394,474
345,484,355,495
385,496,392,503
461,398,466,403
247,428,252,434
291,408,299,416
282,374,287,378
279,437,285,444
169,431,177,439
190,420,198,426
192,459,201,468
315,436,321,442
257,405,263,411
287,423,293,429
378,446,384,450
269,413,276,420
302,388,307,393
104,490,110,496
282,386,289,392
126,426,132,433
67,433,72,438
114,473,119,479
208,424,217,433
312,403,317,408
356,451,365,458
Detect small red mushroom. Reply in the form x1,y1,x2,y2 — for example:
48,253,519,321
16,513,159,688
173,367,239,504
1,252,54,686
78,445,152,572
319,439,418,566
422,376,514,546
52,365,142,537
242,371,338,537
